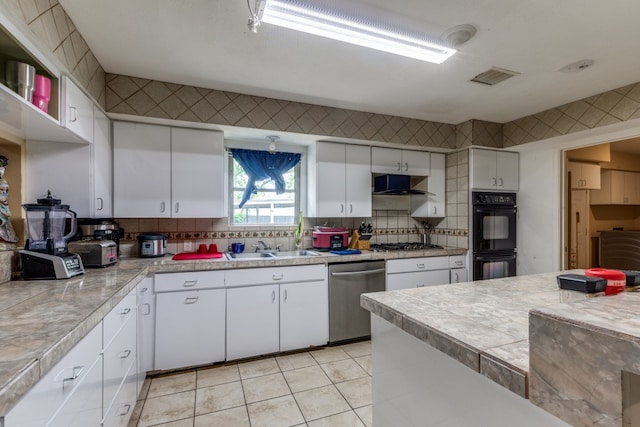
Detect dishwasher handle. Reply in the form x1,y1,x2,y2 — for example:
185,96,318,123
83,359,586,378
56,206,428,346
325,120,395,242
330,268,386,277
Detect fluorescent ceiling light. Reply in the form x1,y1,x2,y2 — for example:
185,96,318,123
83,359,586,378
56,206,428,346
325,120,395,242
257,0,457,64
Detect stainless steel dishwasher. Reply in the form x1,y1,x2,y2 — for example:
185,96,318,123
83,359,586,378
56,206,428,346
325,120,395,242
328,260,386,343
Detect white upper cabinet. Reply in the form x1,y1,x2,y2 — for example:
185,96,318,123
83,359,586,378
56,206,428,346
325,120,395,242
92,106,113,217
411,152,445,217
308,142,371,218
470,148,519,191
371,147,430,176
60,76,94,144
114,122,172,217
170,127,224,218
113,122,224,218
567,161,601,190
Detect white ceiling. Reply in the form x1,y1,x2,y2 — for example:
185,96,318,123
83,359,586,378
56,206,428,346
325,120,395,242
59,0,640,125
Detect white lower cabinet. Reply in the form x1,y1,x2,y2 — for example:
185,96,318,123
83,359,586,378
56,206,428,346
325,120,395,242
226,265,328,360
226,284,280,360
136,278,155,394
4,323,102,427
386,256,466,291
101,362,137,427
154,289,226,370
450,268,468,283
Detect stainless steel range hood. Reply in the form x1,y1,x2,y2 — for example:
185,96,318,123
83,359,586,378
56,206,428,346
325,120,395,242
373,174,432,195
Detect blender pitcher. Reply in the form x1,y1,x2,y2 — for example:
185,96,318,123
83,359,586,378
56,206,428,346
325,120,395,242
23,191,78,255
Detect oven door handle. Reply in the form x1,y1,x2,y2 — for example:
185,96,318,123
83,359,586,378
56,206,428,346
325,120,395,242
330,268,386,277
474,207,517,214
475,255,516,261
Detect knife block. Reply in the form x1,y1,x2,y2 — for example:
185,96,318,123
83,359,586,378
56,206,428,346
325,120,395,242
349,230,371,250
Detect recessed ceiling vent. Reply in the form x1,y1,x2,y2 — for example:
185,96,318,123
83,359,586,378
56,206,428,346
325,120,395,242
470,67,519,86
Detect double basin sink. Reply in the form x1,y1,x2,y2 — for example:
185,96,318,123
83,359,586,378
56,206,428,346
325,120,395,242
225,250,322,260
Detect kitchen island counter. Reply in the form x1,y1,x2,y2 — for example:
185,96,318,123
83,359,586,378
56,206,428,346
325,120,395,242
361,271,640,426
0,246,465,418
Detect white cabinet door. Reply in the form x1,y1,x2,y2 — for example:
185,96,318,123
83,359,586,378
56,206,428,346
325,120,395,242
92,106,112,217
470,148,497,190
450,268,468,284
137,278,155,392
371,147,403,174
314,142,347,217
226,285,280,360
61,76,94,144
25,140,92,216
113,122,171,217
280,280,328,352
46,355,103,427
404,150,430,176
387,269,451,291
345,144,372,217
496,151,519,191
411,152,445,217
170,128,224,218
155,289,226,370
102,362,137,427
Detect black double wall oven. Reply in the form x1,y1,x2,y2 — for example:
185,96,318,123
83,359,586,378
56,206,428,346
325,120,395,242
472,192,517,280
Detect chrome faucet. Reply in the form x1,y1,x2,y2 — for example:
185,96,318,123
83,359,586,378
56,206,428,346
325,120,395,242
256,240,271,252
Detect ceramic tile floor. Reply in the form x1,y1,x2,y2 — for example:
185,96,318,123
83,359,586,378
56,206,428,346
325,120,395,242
128,341,372,427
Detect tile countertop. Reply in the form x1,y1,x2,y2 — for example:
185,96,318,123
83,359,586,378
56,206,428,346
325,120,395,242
360,271,640,424
0,247,465,417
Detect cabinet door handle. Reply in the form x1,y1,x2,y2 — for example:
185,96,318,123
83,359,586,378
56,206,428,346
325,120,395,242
69,106,78,122
284,289,288,302
416,263,425,269
160,201,166,213
454,273,459,283
140,286,149,293
272,273,283,281
350,204,353,214
433,206,437,215
96,197,104,211
185,296,199,304
455,260,463,266
397,162,402,171
341,203,344,213
118,404,132,417
120,308,131,315
62,366,84,390
142,303,151,315
120,349,132,359
175,202,180,213
498,178,504,187
405,162,409,172
492,177,497,186
417,284,425,287
183,280,198,287
271,290,276,303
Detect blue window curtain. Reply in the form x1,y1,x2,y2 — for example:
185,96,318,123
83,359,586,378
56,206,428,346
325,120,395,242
231,148,302,208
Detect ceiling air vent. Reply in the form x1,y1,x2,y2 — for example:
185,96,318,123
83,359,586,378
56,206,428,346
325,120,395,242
470,67,519,86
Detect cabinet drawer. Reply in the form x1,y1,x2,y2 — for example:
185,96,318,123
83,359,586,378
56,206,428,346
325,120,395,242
225,264,326,287
386,256,449,274
103,314,136,411
155,270,225,292
104,290,136,347
387,269,451,291
102,361,138,427
4,324,102,427
449,255,466,269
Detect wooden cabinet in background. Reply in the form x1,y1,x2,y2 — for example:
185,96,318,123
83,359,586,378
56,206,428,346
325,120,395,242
568,162,601,190
591,170,640,205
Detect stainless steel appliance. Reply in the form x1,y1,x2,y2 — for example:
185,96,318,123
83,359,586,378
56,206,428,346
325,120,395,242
472,192,517,280
68,240,117,267
78,218,122,256
138,232,166,257
370,242,443,252
328,261,385,343
20,192,84,280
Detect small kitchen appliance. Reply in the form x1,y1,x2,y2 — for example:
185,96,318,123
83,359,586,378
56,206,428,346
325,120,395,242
312,226,349,251
20,191,84,280
77,218,122,256
137,232,166,257
67,240,117,267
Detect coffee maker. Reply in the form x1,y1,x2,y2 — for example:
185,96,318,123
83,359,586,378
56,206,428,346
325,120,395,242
20,191,84,280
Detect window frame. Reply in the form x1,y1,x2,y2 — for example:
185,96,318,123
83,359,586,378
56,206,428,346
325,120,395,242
225,141,305,227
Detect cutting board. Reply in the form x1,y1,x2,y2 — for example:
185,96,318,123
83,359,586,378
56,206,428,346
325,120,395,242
172,252,225,260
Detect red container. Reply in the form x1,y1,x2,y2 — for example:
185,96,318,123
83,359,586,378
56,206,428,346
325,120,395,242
585,268,625,295
32,75,51,113
312,227,349,251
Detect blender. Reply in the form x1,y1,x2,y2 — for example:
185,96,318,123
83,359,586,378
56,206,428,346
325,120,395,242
20,191,84,279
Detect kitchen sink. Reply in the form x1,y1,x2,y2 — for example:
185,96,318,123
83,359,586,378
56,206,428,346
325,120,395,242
225,250,322,260
270,250,321,257
226,252,275,260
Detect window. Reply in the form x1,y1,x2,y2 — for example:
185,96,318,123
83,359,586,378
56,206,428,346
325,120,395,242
229,151,300,226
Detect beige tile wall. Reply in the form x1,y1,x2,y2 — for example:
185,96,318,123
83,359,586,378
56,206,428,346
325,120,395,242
4,0,106,107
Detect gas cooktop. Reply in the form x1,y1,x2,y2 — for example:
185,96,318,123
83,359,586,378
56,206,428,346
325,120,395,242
370,242,444,252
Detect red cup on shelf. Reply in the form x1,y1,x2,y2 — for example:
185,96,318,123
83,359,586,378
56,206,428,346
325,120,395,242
198,244,207,254
32,75,51,113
